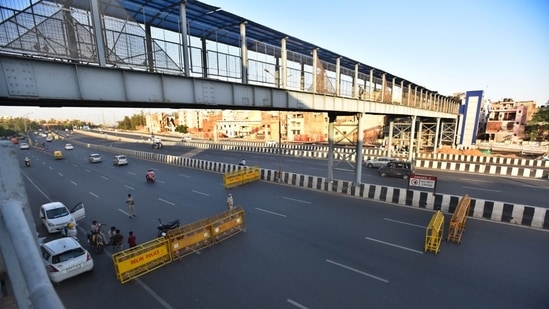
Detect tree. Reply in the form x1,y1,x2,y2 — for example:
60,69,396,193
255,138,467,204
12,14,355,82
525,108,549,141
175,125,188,133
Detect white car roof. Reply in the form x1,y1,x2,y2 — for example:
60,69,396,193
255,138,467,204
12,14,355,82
42,237,80,253
40,201,66,211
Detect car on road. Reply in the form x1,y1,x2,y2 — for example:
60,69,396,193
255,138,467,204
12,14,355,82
365,156,396,168
540,155,549,162
46,136,53,142
39,202,86,234
54,150,63,160
64,143,74,150
378,161,414,179
40,237,94,283
19,142,30,150
88,153,102,163
113,155,128,166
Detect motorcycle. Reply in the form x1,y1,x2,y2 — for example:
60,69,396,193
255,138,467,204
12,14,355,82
24,159,30,167
87,224,106,253
146,170,156,183
157,218,180,237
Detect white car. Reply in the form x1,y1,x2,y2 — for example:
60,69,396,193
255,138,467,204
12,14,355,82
39,202,86,234
64,143,74,150
46,136,53,142
364,157,396,168
113,155,128,166
88,153,102,163
19,142,30,150
40,237,94,283
540,155,549,162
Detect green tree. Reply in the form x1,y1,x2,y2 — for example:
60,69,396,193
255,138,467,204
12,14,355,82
175,125,188,133
526,107,549,141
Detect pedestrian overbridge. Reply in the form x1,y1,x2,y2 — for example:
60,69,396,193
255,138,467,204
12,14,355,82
0,0,461,183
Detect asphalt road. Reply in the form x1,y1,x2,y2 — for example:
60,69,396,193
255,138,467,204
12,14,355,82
65,132,549,208
15,139,549,309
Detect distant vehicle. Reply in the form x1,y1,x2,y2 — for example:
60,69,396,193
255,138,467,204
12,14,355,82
40,237,94,283
19,142,30,150
39,201,86,234
378,161,414,179
113,155,128,166
365,157,396,168
54,150,63,160
540,155,549,162
46,136,53,142
11,137,18,144
265,140,277,146
88,154,102,163
64,143,74,150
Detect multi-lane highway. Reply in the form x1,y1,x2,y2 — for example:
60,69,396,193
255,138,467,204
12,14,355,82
13,133,549,308
69,132,549,208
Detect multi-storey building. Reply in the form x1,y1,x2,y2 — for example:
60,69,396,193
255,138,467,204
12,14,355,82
483,98,537,142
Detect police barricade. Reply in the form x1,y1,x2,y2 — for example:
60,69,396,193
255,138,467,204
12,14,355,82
447,194,471,243
224,166,260,188
167,207,246,261
112,237,172,284
424,210,445,254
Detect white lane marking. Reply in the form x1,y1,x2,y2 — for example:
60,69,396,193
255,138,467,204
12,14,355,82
461,186,501,192
89,192,99,198
85,169,91,173
179,174,191,178
192,190,209,196
459,178,491,183
49,166,53,170
365,237,424,254
70,181,77,186
287,299,308,309
124,185,135,190
101,176,109,180
282,196,311,204
255,208,287,217
156,180,165,184
72,163,78,167
118,209,130,216
127,171,136,175
158,198,175,206
326,259,389,283
57,172,63,176
135,278,174,309
384,218,425,228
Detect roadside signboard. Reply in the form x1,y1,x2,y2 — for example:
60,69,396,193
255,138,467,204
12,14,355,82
408,174,438,193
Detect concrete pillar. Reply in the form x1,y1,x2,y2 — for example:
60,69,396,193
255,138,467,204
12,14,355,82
355,113,364,185
327,112,337,182
179,1,190,76
240,22,248,84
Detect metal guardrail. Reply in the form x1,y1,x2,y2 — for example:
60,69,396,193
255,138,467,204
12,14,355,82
0,141,65,309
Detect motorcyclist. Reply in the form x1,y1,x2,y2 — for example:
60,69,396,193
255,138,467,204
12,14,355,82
89,220,105,245
24,157,30,166
239,159,246,166
62,222,78,239
146,169,155,181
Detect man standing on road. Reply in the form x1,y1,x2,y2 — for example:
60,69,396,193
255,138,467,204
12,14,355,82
226,193,234,210
111,229,124,252
125,193,135,218
128,231,137,248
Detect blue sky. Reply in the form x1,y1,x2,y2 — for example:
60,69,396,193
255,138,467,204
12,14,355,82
2,0,548,122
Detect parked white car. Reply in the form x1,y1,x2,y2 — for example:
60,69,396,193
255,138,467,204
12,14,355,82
40,237,94,283
39,202,85,234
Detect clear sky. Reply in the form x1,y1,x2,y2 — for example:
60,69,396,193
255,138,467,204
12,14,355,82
2,0,548,123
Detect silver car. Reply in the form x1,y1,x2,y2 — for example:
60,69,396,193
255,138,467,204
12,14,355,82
113,155,128,166
364,157,396,168
88,154,102,163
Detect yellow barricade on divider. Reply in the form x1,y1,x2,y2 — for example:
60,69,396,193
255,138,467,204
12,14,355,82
112,237,172,284
447,194,471,243
224,166,260,188
424,210,444,254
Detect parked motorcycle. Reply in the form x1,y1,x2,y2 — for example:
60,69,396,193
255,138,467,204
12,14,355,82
87,224,106,253
157,218,180,237
146,170,156,183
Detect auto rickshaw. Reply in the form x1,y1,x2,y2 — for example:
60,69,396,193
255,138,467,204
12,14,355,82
54,150,63,160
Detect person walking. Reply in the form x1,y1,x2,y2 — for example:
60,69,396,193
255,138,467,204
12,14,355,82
128,231,137,248
125,193,135,218
226,193,234,210
111,229,124,253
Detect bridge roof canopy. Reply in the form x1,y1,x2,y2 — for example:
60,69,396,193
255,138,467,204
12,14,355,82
63,0,438,93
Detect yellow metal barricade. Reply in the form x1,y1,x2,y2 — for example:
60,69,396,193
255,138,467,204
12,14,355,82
424,210,444,254
447,194,471,243
166,216,213,261
112,237,172,284
224,167,260,188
